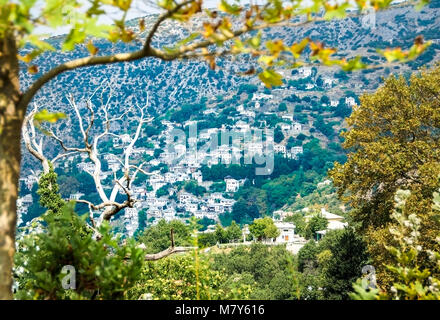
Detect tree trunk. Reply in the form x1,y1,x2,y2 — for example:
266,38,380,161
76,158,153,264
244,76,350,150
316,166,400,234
0,34,23,300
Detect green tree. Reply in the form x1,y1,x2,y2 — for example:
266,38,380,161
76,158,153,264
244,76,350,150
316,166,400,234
15,204,144,300
156,184,170,198
226,221,242,242
350,189,440,300
128,254,252,300
57,175,80,199
305,214,328,240
215,224,228,244
329,65,440,287
249,217,280,241
278,102,287,112
274,126,285,143
209,181,226,192
318,228,369,300
37,165,64,217
197,216,216,231
137,220,191,253
228,198,260,225
284,213,306,237
212,243,296,299
198,232,218,248
297,240,319,273
184,180,206,197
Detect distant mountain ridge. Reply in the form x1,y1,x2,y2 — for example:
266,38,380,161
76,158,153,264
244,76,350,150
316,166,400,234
20,1,440,111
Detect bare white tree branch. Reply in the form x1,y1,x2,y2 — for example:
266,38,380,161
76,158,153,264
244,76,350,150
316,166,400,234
24,86,154,231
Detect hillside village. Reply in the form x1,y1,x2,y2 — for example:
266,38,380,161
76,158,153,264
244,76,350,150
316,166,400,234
16,63,358,254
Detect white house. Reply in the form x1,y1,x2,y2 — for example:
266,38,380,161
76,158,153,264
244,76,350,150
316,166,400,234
273,210,293,220
314,208,348,240
123,208,139,237
274,222,296,243
280,123,291,132
235,120,250,131
25,175,38,190
163,208,176,221
108,162,121,172
225,176,239,193
69,193,84,201
323,78,336,87
248,142,264,155
252,92,273,101
185,203,198,213
298,66,312,78
274,144,286,154
18,194,33,206
317,179,332,188
330,99,339,107
345,96,356,107
292,122,302,134
320,208,347,230
179,192,194,204
113,134,131,147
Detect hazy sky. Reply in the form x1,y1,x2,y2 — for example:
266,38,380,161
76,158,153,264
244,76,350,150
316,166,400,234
33,0,405,36
34,0,264,36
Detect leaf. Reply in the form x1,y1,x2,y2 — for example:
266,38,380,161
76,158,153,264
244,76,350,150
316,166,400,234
139,18,145,32
116,0,133,11
18,49,42,63
206,55,216,70
290,38,309,58
415,0,430,10
178,32,200,46
324,3,351,20
62,28,86,51
258,55,276,66
266,40,285,56
172,0,202,21
203,22,215,38
164,33,200,53
86,40,99,55
379,48,406,62
218,0,242,15
218,18,234,38
341,56,367,71
370,0,394,10
349,279,380,300
258,69,283,88
24,34,56,52
239,67,256,76
248,32,262,49
28,65,39,74
407,38,432,60
34,110,67,124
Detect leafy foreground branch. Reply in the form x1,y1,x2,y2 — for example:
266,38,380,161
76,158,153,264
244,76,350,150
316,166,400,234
13,168,196,299
350,188,440,300
14,203,144,300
